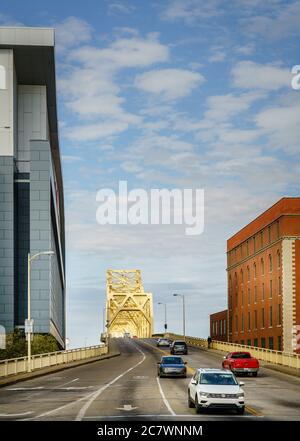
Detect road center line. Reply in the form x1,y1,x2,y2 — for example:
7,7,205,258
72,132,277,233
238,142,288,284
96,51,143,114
75,342,146,421
156,377,176,416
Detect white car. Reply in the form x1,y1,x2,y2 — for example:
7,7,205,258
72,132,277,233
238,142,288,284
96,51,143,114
157,338,170,347
188,368,245,414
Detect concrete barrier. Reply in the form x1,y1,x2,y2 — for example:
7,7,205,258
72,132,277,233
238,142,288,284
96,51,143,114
0,344,108,378
163,333,300,369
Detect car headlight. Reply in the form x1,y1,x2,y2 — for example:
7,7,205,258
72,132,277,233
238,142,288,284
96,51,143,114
199,392,208,397
237,393,244,398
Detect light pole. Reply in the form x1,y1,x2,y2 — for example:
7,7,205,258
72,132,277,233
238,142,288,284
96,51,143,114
27,250,54,372
158,302,167,334
173,293,185,340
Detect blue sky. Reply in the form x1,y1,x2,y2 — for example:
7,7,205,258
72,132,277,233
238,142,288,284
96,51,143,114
1,1,300,347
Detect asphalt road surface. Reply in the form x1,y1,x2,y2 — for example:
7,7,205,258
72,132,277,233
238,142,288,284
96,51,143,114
0,338,299,421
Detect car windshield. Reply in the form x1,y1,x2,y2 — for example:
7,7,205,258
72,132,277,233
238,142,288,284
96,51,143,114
160,339,169,343
162,357,183,364
231,353,251,359
200,373,238,385
174,341,186,346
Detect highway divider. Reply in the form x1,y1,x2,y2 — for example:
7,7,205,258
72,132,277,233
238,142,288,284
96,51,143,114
163,333,300,370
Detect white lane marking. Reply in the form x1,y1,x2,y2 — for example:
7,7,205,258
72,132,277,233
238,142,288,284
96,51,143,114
75,343,146,421
116,404,138,411
7,387,44,391
0,411,34,417
156,377,176,416
58,378,79,388
23,341,145,421
83,414,262,419
59,386,93,390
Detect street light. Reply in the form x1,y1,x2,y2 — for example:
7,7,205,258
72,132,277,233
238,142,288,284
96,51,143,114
158,302,167,334
173,293,186,340
27,250,55,372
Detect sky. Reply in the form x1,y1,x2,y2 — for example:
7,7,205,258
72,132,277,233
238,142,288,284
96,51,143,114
1,0,299,348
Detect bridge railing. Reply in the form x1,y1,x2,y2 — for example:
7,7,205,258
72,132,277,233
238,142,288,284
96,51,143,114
0,344,108,378
163,333,300,369
211,340,300,369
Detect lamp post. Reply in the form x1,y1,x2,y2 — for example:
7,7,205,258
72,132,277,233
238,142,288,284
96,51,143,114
173,293,185,340
27,250,54,372
158,302,167,334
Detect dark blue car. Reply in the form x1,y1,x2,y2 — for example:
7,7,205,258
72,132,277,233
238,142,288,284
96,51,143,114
157,356,187,378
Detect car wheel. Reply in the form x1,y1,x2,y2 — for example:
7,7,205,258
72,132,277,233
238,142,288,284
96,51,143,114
195,395,203,414
237,406,245,415
188,390,195,408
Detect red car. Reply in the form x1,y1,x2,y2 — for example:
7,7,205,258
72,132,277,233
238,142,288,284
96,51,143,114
222,351,259,377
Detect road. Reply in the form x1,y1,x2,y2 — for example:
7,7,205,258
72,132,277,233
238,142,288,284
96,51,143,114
0,338,299,421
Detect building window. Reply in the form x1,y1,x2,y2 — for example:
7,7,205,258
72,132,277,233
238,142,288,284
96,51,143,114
246,240,249,256
268,225,271,243
248,312,251,330
254,310,257,329
224,319,226,335
240,269,243,284
261,258,264,275
269,337,274,350
253,236,256,253
277,250,280,269
247,339,251,346
248,288,251,304
235,292,238,307
276,221,280,239
260,231,263,248
261,337,266,348
254,262,257,279
247,266,250,282
212,322,215,335
241,290,244,306
254,338,258,347
278,276,281,295
270,280,273,299
278,336,282,351
269,254,273,272
254,286,257,303
269,306,273,327
241,314,244,332
0,65,6,89
262,283,265,300
235,315,238,332
216,321,218,335
278,303,282,325
262,308,265,328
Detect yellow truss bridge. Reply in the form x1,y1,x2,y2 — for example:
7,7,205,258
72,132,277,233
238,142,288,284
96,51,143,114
106,270,153,338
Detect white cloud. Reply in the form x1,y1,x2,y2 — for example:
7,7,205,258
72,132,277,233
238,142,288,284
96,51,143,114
208,51,226,63
161,0,223,24
62,155,83,163
134,68,205,101
244,0,300,40
55,16,93,52
65,120,129,141
107,2,136,15
0,13,24,26
232,61,291,90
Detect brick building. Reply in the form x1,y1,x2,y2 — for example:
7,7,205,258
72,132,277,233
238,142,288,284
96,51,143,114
210,310,228,341
227,198,300,353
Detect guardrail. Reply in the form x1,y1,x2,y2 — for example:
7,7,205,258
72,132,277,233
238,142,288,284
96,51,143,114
211,341,300,369
0,344,108,378
165,333,208,349
163,333,300,369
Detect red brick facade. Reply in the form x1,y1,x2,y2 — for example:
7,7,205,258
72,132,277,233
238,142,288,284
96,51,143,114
227,198,300,353
210,310,228,341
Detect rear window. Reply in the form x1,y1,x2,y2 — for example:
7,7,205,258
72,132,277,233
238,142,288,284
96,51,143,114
174,341,186,345
231,352,251,359
162,357,183,364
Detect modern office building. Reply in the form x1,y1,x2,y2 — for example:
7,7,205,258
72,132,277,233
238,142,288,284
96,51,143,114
227,198,300,353
210,309,228,342
0,27,65,347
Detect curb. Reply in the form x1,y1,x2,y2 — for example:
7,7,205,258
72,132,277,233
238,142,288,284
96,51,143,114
0,350,121,388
